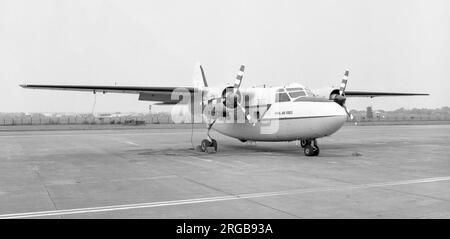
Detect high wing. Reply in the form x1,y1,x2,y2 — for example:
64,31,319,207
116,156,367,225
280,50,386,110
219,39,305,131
345,91,429,98
20,84,197,104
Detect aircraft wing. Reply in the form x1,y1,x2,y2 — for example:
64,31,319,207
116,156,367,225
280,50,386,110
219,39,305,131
20,84,197,104
345,91,429,98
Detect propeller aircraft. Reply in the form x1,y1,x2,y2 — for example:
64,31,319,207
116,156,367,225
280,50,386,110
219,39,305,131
20,64,428,156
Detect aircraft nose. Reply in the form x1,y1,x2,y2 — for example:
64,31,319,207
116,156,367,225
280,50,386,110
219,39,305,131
333,103,350,124
324,103,348,134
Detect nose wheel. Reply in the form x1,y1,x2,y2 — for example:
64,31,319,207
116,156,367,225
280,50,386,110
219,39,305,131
300,139,320,156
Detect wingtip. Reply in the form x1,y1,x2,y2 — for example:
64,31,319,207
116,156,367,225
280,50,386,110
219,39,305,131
19,84,27,88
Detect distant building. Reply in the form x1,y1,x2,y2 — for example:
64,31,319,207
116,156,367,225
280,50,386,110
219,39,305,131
366,106,373,120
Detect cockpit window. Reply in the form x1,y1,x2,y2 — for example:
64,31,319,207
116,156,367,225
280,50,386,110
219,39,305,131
286,87,304,91
288,91,306,98
275,93,291,102
305,88,315,96
286,87,306,98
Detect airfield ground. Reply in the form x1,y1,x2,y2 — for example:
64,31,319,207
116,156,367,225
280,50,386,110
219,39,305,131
0,124,449,218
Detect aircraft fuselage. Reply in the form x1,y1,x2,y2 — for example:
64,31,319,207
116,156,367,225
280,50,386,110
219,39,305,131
212,100,348,141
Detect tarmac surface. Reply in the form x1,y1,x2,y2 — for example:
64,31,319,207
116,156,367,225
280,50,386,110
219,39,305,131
0,124,449,218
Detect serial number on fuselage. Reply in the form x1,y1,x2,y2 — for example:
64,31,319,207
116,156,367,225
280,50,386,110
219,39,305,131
274,111,293,115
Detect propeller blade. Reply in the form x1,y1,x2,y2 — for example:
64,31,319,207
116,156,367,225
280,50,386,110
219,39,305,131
339,70,349,96
237,103,252,121
199,65,208,87
233,65,245,93
343,105,354,120
193,63,208,88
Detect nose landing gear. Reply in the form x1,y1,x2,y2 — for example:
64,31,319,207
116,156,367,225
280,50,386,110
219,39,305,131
300,139,320,156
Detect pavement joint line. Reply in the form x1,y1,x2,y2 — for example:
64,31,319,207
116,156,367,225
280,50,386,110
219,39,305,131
45,175,179,186
376,186,450,204
125,141,139,146
244,198,303,219
188,156,212,162
167,157,213,169
1,176,450,219
171,156,241,169
32,167,60,218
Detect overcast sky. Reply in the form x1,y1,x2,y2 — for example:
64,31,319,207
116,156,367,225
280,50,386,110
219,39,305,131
1,0,449,113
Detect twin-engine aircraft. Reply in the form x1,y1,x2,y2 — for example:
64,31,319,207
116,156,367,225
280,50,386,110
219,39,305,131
20,64,428,156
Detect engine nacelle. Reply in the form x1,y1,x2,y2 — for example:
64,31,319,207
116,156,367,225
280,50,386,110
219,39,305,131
329,89,346,106
221,86,241,109
203,101,227,120
311,87,346,106
329,89,340,99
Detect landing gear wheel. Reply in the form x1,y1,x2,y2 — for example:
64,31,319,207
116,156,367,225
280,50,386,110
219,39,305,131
199,119,218,153
303,139,320,156
211,139,218,151
304,145,315,156
312,146,320,156
200,139,211,152
200,139,218,152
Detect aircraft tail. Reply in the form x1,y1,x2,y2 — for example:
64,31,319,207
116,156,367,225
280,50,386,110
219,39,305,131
192,63,208,88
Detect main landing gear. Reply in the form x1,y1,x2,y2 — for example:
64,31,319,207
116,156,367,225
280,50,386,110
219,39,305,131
200,138,217,152
300,139,320,157
199,120,218,153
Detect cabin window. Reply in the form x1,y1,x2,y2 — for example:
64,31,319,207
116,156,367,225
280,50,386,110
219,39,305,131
276,93,291,102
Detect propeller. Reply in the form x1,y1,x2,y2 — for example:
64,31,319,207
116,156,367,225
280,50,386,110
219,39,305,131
333,70,353,120
234,65,252,121
201,65,253,123
222,65,252,122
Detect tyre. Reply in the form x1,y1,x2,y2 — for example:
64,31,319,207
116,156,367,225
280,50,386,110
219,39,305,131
211,139,218,151
201,139,211,152
304,145,314,156
312,146,320,156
